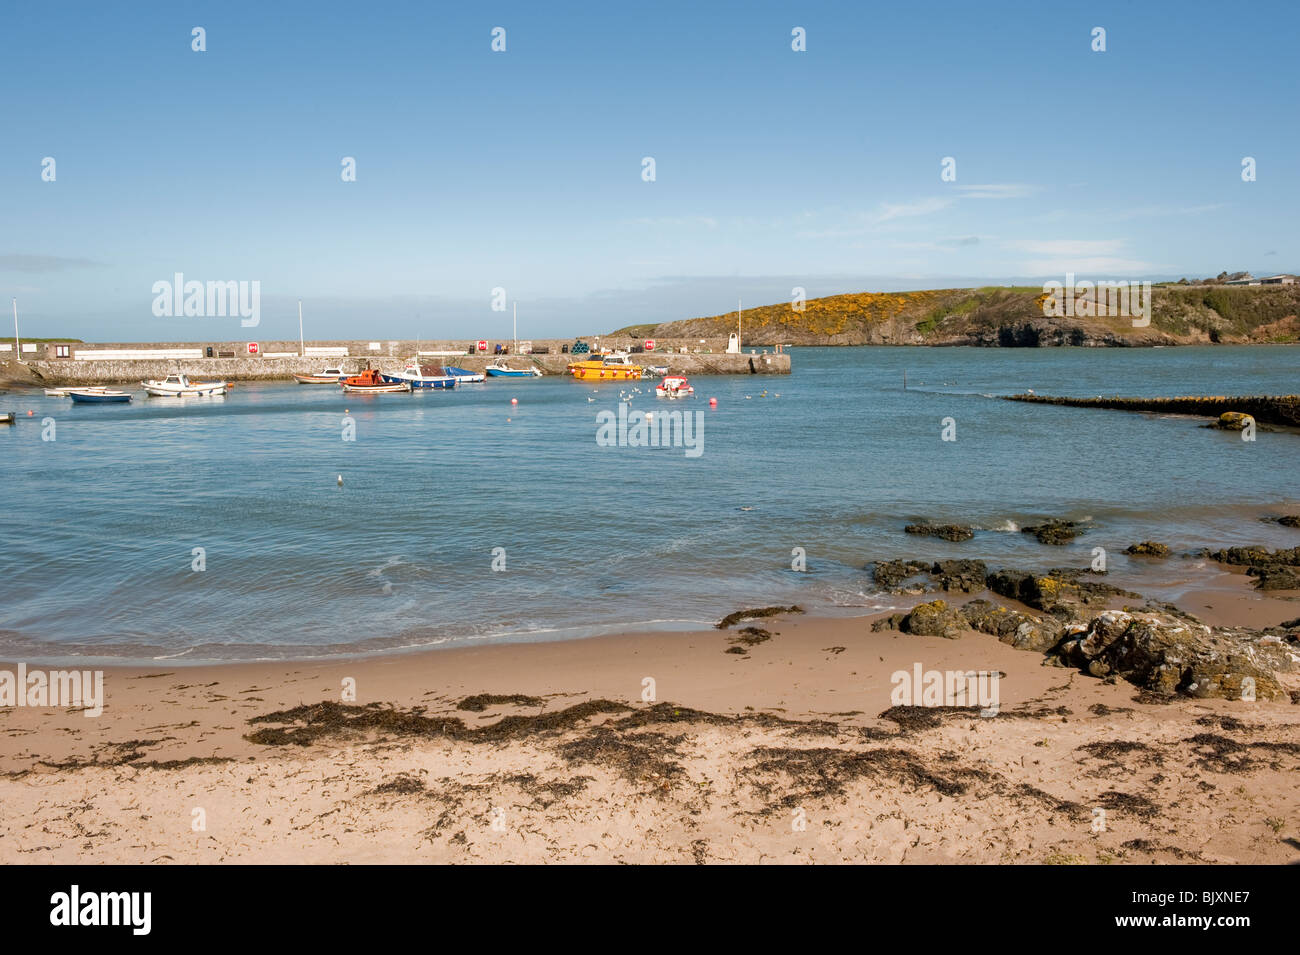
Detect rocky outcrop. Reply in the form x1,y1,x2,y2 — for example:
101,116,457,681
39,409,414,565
1021,519,1084,545
1049,610,1295,701
960,599,1065,652
871,560,932,592
986,568,1137,620
903,522,974,542
1215,411,1255,430
1004,394,1300,428
1211,546,1300,566
1209,546,1300,592
871,559,986,594
872,600,969,640
1125,541,1170,558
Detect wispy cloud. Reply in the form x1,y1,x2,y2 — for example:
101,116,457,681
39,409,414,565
0,253,105,273
874,197,953,223
626,216,718,229
1107,202,1226,222
1005,239,1157,275
955,183,1038,200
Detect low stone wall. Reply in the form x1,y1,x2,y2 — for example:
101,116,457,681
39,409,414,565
1004,393,1300,427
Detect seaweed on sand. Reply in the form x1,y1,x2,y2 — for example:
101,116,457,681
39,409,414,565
245,698,632,746
877,705,982,732
716,605,803,629
556,729,687,792
1075,740,1164,772
457,693,544,712
742,744,986,810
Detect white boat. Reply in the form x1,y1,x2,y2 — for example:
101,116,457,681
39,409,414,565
45,387,102,397
486,359,542,377
655,375,695,398
142,373,227,397
293,367,347,384
380,361,458,389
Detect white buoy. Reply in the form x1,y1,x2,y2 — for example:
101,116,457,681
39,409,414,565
337,475,343,486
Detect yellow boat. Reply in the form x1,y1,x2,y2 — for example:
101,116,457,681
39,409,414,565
566,353,643,381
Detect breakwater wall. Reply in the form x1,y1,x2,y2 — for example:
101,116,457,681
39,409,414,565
3,337,790,386
1004,393,1300,427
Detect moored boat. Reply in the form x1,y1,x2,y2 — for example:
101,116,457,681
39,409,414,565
340,368,412,393
46,386,112,397
380,362,458,389
69,389,133,403
485,359,542,378
293,367,347,384
142,373,227,397
443,366,486,383
655,376,695,398
567,352,642,381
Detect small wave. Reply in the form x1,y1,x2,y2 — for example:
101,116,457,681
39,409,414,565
986,520,1020,532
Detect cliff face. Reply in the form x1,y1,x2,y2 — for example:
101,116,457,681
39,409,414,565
640,285,1300,347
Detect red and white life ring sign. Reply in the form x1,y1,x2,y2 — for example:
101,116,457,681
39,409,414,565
644,339,656,351
247,341,259,355
477,340,488,352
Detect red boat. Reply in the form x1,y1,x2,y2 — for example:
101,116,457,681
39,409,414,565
340,369,411,394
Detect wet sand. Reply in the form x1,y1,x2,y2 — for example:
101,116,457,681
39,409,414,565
2,575,1297,864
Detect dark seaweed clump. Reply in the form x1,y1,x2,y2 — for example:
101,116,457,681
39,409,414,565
716,605,803,629
457,693,544,712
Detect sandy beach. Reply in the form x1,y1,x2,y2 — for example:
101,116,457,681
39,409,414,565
3,569,1297,865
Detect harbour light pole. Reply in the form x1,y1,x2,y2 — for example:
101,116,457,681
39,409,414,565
298,299,305,358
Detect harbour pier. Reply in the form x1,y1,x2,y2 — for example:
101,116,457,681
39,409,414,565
2,337,791,387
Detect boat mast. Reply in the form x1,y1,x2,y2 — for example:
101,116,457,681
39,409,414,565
298,299,304,358
738,298,742,349
513,302,517,355
12,298,20,359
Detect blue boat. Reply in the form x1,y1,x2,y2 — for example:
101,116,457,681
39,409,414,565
68,389,132,403
380,362,458,389
485,359,542,378
443,366,486,383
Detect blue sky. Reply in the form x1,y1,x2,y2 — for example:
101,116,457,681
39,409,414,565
2,0,1296,342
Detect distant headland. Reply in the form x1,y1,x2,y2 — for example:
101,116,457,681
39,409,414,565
614,278,1300,347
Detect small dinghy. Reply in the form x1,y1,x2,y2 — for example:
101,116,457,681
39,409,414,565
69,389,132,403
293,367,347,384
340,368,412,393
655,376,695,398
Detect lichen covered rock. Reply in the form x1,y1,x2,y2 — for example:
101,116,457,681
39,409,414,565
1125,541,1170,558
960,598,1065,652
1049,610,1291,700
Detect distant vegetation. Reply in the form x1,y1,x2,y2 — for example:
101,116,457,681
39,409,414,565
619,284,1300,347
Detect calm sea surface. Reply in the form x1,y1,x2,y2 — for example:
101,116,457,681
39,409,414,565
2,345,1297,663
